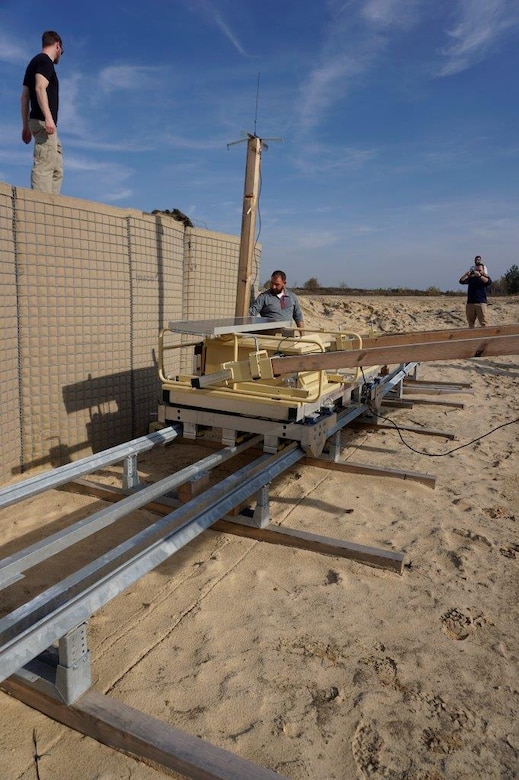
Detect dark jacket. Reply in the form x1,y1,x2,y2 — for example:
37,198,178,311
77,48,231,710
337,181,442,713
459,274,491,304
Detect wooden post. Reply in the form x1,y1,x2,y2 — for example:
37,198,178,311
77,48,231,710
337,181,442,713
235,134,262,318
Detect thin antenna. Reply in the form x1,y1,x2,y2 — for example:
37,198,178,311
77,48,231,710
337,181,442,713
253,72,260,136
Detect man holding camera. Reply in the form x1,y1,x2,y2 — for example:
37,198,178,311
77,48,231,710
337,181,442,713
459,256,491,327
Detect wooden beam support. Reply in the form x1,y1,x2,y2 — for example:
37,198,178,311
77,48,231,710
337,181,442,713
216,521,405,573
65,480,405,573
403,378,472,388
350,421,456,439
402,386,473,396
303,457,436,488
1,676,283,780
402,398,465,409
381,399,414,408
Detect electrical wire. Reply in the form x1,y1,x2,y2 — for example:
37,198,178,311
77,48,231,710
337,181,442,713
358,365,518,457
366,408,518,457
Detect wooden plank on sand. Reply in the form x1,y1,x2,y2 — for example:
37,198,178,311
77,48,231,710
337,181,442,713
403,398,465,409
302,457,436,488
65,480,404,573
1,678,283,780
350,421,456,439
381,399,414,408
215,520,405,573
403,377,472,388
402,386,473,396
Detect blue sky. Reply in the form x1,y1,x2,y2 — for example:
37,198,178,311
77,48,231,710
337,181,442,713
1,0,518,290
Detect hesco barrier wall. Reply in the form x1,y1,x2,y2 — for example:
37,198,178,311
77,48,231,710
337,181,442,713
0,181,258,484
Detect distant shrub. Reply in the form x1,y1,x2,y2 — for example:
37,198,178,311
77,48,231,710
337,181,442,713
502,264,519,294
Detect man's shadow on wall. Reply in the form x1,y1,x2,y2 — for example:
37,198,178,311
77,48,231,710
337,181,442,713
61,365,160,459
13,364,161,473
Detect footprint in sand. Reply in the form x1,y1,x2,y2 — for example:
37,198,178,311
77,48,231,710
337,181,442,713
441,607,485,641
352,720,383,775
325,568,342,585
452,528,492,548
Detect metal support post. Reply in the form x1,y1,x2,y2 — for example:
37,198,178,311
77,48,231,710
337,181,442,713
183,422,197,440
123,453,140,490
222,428,237,447
327,431,341,462
55,623,91,704
263,435,279,453
252,484,271,528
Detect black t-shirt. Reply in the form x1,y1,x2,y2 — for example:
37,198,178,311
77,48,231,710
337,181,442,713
23,53,59,124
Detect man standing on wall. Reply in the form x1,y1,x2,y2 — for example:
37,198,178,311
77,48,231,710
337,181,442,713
21,30,64,194
250,270,305,334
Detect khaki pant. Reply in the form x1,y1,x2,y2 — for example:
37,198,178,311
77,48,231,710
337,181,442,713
466,303,488,327
29,118,63,194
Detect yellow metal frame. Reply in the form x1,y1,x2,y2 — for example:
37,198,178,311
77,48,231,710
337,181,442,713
158,325,366,408
158,328,201,383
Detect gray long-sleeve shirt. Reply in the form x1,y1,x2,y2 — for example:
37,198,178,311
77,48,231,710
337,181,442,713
249,288,303,324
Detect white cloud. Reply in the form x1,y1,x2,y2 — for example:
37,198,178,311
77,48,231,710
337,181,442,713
65,154,131,175
58,73,83,127
212,9,249,56
0,31,30,64
299,47,380,131
64,153,134,200
99,64,164,92
438,0,519,76
182,0,250,57
298,1,422,131
162,133,228,151
361,0,421,29
298,0,518,131
103,188,134,202
0,148,32,166
292,142,378,175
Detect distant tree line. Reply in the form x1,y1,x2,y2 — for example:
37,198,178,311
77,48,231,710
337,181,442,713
491,264,519,295
276,265,519,296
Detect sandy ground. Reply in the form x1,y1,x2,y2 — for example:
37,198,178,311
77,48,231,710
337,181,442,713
0,295,517,780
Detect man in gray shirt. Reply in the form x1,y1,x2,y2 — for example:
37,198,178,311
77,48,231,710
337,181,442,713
250,270,305,334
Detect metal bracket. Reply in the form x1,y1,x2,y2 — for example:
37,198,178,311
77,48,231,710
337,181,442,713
263,435,279,453
226,483,271,529
55,623,92,704
252,484,271,528
222,428,237,447
326,431,342,463
13,624,93,705
183,421,197,440
122,453,140,490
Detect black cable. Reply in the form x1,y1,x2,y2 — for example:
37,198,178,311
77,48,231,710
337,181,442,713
251,159,263,290
359,369,518,457
368,409,518,457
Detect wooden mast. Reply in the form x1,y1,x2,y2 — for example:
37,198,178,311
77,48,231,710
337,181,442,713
235,133,263,317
